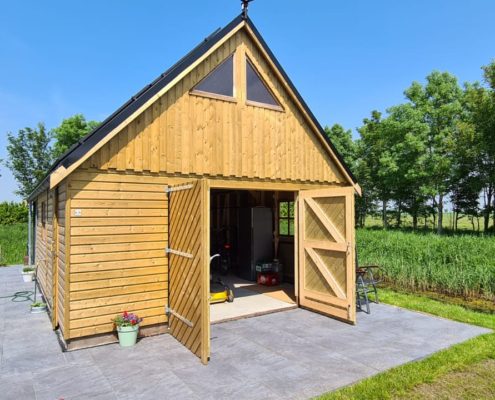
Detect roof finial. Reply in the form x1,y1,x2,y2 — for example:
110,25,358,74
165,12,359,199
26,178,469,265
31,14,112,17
241,0,253,19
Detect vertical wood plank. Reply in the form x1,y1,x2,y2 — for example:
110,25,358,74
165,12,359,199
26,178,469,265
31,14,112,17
64,179,71,339
52,188,59,328
134,117,143,172
159,94,168,172
142,108,151,171
126,121,135,170
150,99,160,173
116,125,127,171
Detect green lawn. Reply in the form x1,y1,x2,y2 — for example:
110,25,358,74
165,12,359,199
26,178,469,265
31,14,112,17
318,289,495,400
0,223,27,265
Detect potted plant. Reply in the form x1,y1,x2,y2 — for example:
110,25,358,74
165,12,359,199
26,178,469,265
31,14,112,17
22,267,35,282
113,311,143,347
31,302,47,313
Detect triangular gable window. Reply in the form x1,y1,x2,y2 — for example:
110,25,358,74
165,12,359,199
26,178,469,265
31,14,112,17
192,55,234,98
246,58,281,109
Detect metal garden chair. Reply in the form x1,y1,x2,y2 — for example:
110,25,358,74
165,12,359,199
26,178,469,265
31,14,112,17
356,251,380,314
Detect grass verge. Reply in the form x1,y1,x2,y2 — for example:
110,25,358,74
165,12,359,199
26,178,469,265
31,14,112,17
0,223,27,265
318,289,495,400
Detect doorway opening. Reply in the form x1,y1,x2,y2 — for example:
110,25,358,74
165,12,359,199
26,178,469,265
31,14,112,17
209,189,298,323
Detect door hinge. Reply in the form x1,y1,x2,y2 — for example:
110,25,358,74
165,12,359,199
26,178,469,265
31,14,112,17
166,247,193,259
166,306,194,328
165,184,193,193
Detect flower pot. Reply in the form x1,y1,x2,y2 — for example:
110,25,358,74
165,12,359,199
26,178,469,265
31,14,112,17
117,325,139,347
22,272,34,282
31,304,47,313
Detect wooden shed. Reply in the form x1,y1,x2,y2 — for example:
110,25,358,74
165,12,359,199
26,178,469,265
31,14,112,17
27,13,361,364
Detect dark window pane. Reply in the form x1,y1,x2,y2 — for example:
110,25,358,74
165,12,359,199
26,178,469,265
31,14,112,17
279,202,288,218
289,202,294,217
279,219,288,235
246,59,280,106
289,220,294,236
194,55,233,97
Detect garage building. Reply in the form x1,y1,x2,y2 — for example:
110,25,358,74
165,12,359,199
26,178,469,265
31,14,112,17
27,12,361,364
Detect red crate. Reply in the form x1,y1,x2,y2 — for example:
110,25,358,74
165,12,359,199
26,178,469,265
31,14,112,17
257,272,280,286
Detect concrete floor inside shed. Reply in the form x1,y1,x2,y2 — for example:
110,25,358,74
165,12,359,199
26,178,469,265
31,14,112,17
210,275,297,323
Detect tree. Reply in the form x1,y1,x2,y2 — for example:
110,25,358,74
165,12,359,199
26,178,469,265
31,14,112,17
51,114,99,158
324,124,357,170
463,62,495,231
357,111,396,228
405,71,464,234
381,104,429,229
0,202,28,224
6,123,53,198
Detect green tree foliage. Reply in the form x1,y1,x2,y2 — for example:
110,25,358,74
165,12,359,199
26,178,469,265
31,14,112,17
324,124,356,169
348,65,494,233
6,123,53,198
463,61,495,231
51,114,99,159
381,104,429,229
5,114,99,200
0,202,28,224
404,71,464,233
357,111,396,228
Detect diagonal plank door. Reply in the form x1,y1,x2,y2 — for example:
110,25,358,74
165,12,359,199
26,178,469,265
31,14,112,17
168,179,210,364
298,187,356,323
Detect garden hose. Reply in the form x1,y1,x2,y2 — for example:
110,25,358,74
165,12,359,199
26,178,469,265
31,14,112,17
0,290,34,302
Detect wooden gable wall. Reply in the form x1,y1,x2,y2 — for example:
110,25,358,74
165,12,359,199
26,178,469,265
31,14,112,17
59,26,348,342
79,29,346,184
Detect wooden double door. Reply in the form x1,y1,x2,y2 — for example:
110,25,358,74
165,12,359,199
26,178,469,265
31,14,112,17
167,182,355,364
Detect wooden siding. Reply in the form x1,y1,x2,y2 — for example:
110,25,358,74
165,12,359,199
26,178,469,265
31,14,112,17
66,171,172,339
35,190,54,310
80,29,345,184
57,182,67,335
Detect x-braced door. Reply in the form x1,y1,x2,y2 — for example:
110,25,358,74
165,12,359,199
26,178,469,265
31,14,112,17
298,187,356,324
167,179,210,364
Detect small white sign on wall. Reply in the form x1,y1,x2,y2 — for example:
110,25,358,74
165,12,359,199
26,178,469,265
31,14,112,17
74,209,82,217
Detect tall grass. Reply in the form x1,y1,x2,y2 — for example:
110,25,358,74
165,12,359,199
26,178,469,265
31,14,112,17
357,228,495,299
0,223,27,265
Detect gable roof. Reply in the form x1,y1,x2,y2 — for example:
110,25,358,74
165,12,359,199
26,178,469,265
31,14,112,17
27,13,359,201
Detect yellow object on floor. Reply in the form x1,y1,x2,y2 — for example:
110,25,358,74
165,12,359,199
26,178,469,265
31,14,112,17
210,281,234,304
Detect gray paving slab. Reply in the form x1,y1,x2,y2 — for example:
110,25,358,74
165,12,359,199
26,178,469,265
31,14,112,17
0,265,491,399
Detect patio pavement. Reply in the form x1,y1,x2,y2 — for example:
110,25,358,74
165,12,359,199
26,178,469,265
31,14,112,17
0,265,490,400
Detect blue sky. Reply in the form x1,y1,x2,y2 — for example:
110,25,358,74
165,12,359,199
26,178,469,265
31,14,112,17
1,1,494,201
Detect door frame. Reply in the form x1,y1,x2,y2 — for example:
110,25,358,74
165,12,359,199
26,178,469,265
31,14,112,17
205,180,356,324
207,180,302,303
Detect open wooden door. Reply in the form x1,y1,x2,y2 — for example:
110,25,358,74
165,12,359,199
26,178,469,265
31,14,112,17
298,187,356,324
167,179,210,364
